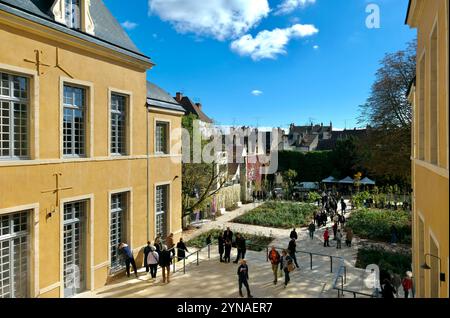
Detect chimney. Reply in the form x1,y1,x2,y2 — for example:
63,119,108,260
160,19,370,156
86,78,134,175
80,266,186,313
195,102,202,110
175,92,183,102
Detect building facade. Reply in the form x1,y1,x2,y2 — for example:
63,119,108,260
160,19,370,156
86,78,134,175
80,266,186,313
0,0,182,298
407,0,449,298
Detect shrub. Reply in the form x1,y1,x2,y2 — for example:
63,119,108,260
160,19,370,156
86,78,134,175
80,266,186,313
307,191,321,204
352,191,371,209
185,229,273,252
232,201,317,229
346,208,412,244
355,247,412,278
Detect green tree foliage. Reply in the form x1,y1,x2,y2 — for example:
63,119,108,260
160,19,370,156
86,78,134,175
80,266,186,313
358,40,416,185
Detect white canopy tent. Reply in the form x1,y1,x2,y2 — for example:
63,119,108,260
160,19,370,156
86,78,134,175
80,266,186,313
322,176,338,183
360,177,376,185
339,176,354,184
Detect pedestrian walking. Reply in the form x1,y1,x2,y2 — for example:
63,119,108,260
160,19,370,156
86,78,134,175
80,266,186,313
332,222,338,240
402,271,413,298
336,229,342,249
341,198,346,214
287,238,299,268
166,233,175,257
237,259,253,298
290,228,298,240
323,228,330,247
143,241,152,273
224,238,232,263
233,233,247,263
118,242,138,278
159,245,172,283
146,246,159,279
206,234,212,246
268,246,281,285
154,234,162,254
176,238,188,262
381,278,396,298
345,228,353,247
308,221,315,239
218,234,225,262
280,250,294,288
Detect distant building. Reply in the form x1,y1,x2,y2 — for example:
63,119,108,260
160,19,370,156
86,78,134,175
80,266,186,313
316,128,370,151
284,123,332,152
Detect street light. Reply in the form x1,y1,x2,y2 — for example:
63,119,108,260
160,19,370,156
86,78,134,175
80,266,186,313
421,253,446,282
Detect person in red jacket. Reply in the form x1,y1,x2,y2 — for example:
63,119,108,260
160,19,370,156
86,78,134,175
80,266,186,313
268,246,281,285
402,271,413,298
323,228,330,247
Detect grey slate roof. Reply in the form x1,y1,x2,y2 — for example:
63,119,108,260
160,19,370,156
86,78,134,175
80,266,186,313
146,82,185,113
0,0,152,64
176,96,213,123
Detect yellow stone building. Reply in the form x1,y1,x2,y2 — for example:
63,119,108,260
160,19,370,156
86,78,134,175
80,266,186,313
0,0,183,298
406,0,449,298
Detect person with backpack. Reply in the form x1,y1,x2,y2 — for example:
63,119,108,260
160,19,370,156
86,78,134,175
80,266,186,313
146,245,159,279
268,246,281,285
402,271,413,298
280,249,294,288
308,221,316,239
323,228,330,247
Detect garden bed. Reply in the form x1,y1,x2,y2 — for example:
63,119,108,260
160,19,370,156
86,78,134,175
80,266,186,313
355,246,412,279
346,208,412,244
231,201,317,229
186,229,273,252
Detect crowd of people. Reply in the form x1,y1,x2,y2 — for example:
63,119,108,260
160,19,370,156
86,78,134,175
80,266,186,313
118,232,190,284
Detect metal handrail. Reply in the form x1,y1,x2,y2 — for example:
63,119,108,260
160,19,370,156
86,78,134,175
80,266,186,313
171,243,212,274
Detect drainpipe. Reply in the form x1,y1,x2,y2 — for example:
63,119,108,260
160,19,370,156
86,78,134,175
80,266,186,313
146,104,150,241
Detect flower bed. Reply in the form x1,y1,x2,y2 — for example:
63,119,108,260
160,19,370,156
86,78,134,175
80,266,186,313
231,201,317,229
346,208,412,244
186,229,273,252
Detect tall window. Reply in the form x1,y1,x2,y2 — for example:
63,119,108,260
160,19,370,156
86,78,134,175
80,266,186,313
110,94,127,155
0,72,28,159
155,121,169,154
430,25,438,165
65,0,81,30
418,56,425,161
63,85,85,157
110,193,127,272
155,185,168,239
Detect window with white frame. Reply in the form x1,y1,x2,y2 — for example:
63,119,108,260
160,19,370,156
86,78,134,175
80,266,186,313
65,0,81,30
155,121,169,154
63,85,86,157
110,193,127,272
110,94,127,155
155,185,168,239
0,72,29,159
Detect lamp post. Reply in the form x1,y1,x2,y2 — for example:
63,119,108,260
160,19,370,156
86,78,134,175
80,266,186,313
421,253,446,282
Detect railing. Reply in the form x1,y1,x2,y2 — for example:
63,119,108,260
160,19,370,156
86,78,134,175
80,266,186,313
168,244,212,274
331,263,377,298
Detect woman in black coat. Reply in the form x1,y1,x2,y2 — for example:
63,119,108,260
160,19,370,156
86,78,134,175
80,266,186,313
176,238,188,262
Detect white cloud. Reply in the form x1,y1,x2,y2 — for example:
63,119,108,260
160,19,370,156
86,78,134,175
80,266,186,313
231,24,319,61
148,0,270,41
313,45,319,49
275,0,316,15
251,90,263,96
121,20,138,30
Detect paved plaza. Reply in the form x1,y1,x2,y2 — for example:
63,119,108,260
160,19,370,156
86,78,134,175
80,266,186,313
77,202,378,298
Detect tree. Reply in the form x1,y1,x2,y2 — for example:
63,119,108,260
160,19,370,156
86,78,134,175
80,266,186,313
282,169,298,198
181,114,226,227
358,39,416,185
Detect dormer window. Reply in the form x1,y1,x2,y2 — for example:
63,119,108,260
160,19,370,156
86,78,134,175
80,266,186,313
65,0,81,29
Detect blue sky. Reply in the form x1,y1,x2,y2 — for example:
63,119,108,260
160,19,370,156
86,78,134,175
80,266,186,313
104,0,416,129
